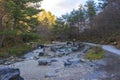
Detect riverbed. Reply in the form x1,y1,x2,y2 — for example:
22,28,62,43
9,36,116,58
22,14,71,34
0,42,120,80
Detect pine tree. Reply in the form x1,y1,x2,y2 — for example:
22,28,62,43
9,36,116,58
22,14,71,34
0,0,43,47
85,0,96,27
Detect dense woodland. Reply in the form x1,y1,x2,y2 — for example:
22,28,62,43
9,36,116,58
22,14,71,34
0,0,120,57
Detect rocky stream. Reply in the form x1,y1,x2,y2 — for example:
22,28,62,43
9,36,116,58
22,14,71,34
0,42,120,80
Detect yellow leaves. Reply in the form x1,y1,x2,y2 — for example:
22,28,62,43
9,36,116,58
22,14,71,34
36,10,56,26
16,30,22,35
27,26,31,32
24,22,28,26
26,16,30,20
19,21,28,26
19,21,23,24
25,15,37,20
19,21,31,32
32,15,37,18
24,14,37,20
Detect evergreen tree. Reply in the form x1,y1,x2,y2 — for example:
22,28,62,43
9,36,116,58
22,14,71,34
85,0,96,27
0,0,43,47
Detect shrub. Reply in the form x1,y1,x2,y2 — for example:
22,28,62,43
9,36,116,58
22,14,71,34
0,45,32,58
8,45,32,56
21,32,39,41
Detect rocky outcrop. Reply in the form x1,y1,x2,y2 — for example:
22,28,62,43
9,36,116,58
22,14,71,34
0,67,24,80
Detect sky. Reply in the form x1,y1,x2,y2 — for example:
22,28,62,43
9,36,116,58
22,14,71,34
41,0,98,17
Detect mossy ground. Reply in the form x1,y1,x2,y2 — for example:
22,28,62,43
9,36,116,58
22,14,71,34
86,47,105,60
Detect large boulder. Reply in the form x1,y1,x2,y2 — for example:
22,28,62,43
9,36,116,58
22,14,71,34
0,67,24,80
64,58,81,66
38,59,51,65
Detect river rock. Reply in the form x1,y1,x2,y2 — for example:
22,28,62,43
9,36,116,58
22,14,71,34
38,52,44,56
50,58,58,62
33,56,39,60
56,49,66,57
38,59,51,65
64,60,71,66
80,58,86,62
50,47,57,52
0,67,24,80
71,46,79,51
4,61,13,65
45,72,57,78
64,58,81,66
67,58,80,64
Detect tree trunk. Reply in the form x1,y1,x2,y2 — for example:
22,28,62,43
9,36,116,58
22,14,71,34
0,35,5,48
13,17,17,28
0,16,2,29
0,16,4,48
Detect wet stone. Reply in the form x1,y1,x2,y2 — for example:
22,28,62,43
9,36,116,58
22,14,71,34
64,58,81,66
64,60,71,66
38,52,44,56
33,56,39,60
38,59,51,65
80,58,86,63
67,58,80,64
45,72,57,78
50,58,58,62
0,67,24,80
71,46,79,51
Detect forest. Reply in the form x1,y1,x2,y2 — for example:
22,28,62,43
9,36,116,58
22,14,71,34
0,0,120,57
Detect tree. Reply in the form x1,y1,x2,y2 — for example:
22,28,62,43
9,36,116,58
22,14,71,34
85,0,96,27
0,0,43,47
35,10,56,41
37,9,56,26
51,17,72,41
98,0,114,9
80,0,120,43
